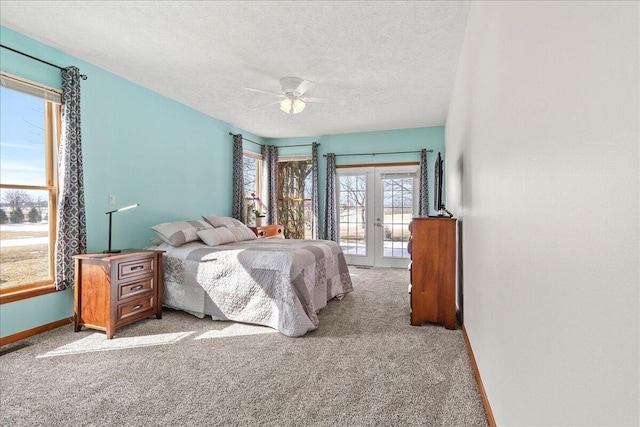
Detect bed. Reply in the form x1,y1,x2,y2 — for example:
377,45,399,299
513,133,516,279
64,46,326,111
152,235,353,337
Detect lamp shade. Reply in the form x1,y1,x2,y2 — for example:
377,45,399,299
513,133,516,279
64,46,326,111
106,203,139,214
280,97,305,114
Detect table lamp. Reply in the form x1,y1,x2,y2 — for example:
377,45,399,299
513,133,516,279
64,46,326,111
103,203,139,253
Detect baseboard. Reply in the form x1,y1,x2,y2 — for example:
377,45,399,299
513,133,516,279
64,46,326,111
462,324,497,427
0,317,72,347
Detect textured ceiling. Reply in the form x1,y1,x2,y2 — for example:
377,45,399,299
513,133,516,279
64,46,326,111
0,1,470,138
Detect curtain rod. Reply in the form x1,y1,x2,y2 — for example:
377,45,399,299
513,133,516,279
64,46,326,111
323,149,433,158
0,44,88,80
229,132,262,146
228,132,318,148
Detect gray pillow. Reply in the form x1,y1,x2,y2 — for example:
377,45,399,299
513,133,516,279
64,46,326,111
197,227,236,246
151,220,212,246
228,224,258,241
202,215,244,228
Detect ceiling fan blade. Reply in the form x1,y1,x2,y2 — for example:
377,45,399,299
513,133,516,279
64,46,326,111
303,96,346,105
250,100,281,110
243,87,283,96
294,79,315,96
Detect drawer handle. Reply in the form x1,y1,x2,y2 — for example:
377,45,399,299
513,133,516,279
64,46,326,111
130,304,143,311
130,265,144,271
130,285,143,291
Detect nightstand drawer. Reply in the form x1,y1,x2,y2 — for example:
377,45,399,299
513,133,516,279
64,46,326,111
118,277,154,301
118,257,153,280
117,296,155,324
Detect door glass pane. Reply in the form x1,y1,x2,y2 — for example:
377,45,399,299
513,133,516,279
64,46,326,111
339,174,367,256
382,176,413,258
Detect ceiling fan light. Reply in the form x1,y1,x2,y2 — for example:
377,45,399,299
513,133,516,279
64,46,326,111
279,97,305,114
292,98,305,114
279,97,293,114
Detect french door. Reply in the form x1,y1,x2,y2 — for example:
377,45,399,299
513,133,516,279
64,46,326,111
337,165,418,268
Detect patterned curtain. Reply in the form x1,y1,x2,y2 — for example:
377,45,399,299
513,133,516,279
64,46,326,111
323,153,338,242
262,145,278,224
54,67,86,290
311,142,320,239
418,148,429,216
232,134,245,222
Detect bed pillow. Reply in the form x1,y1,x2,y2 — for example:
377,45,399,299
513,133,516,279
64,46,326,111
197,227,237,246
151,220,212,246
228,224,258,241
202,215,244,229
149,236,165,246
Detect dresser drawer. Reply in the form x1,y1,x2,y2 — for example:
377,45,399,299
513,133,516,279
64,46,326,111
117,295,155,325
118,277,154,301
118,256,153,280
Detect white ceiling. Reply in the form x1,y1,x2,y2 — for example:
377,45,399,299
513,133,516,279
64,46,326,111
0,1,470,139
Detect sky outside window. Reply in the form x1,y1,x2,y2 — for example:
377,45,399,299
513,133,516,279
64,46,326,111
0,87,46,186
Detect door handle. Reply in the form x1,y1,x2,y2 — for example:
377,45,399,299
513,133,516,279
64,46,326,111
375,217,383,227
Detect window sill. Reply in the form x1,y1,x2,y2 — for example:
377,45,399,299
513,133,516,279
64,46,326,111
0,283,57,305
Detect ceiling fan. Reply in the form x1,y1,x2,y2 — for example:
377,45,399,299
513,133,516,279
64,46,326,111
245,77,345,114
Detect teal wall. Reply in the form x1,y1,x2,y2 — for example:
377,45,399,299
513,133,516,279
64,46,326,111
0,26,445,339
271,126,446,223
0,26,266,338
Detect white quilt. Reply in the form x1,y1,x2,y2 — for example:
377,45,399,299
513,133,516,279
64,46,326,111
158,238,353,337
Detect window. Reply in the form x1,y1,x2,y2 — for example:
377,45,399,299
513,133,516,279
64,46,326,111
277,156,312,239
243,150,262,223
0,74,61,301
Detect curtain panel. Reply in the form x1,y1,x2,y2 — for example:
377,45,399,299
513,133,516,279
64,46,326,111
311,142,320,239
54,66,86,290
262,145,278,224
232,134,245,222
418,148,429,216
324,153,338,242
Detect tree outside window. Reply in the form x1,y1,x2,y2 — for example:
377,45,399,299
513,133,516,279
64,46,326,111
277,158,312,239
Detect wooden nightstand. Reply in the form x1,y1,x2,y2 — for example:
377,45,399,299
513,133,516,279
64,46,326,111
249,224,284,239
73,249,164,339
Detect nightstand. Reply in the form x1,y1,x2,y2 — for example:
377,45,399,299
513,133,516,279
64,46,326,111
249,224,284,239
73,249,164,339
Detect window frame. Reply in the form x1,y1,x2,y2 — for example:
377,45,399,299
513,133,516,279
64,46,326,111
0,74,61,304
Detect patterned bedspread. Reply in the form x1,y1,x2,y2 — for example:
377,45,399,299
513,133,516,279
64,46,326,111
157,238,353,337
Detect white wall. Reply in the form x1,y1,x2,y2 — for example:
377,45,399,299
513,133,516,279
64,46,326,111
446,2,639,426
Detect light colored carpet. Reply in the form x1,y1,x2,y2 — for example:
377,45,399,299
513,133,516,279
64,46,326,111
0,266,487,426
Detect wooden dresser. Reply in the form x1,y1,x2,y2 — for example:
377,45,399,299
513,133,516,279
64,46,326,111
73,250,164,339
250,224,284,239
409,217,457,329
